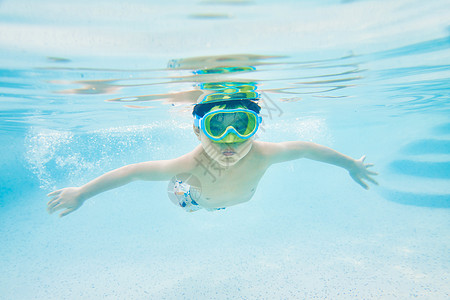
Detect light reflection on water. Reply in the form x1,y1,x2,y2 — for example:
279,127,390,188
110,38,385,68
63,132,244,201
1,54,364,129
2,40,448,130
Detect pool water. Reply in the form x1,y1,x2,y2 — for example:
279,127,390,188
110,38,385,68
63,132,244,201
1,0,449,298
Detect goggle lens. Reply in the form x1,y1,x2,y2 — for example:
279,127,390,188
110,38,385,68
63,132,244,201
200,109,260,141
207,112,252,136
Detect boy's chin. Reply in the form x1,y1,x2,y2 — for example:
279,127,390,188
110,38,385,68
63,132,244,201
216,157,240,167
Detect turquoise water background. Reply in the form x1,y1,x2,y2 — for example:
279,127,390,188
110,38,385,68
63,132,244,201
1,0,449,298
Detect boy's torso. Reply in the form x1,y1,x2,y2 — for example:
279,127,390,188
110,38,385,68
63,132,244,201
189,142,269,209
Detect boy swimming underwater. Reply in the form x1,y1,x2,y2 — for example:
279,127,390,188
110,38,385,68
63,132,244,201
47,96,378,217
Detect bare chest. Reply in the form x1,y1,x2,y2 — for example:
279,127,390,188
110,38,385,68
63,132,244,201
192,159,266,208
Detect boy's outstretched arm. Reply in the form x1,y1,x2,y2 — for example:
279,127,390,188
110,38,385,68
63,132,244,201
47,154,192,217
259,141,378,189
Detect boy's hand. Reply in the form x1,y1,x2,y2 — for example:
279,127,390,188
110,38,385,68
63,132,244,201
47,187,84,217
348,155,378,190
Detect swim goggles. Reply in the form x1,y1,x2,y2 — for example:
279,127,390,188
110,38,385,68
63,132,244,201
194,108,262,143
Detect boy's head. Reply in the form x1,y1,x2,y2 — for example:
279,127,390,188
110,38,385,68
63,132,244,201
193,99,262,166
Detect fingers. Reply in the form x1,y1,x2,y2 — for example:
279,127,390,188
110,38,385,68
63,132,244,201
353,173,378,189
47,197,61,210
358,180,369,190
47,195,60,206
47,189,62,197
48,201,77,216
352,156,378,189
366,175,379,186
351,174,369,190
47,198,70,214
47,189,65,214
364,165,379,184
47,190,63,206
59,208,76,218
47,202,63,214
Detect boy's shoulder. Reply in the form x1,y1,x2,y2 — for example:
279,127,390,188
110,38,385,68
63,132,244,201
247,141,284,163
252,140,284,155
251,140,299,165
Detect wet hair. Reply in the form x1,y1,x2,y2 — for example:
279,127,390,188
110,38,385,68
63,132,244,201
192,100,261,118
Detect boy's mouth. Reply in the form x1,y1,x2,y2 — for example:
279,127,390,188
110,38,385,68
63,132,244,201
222,150,236,156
